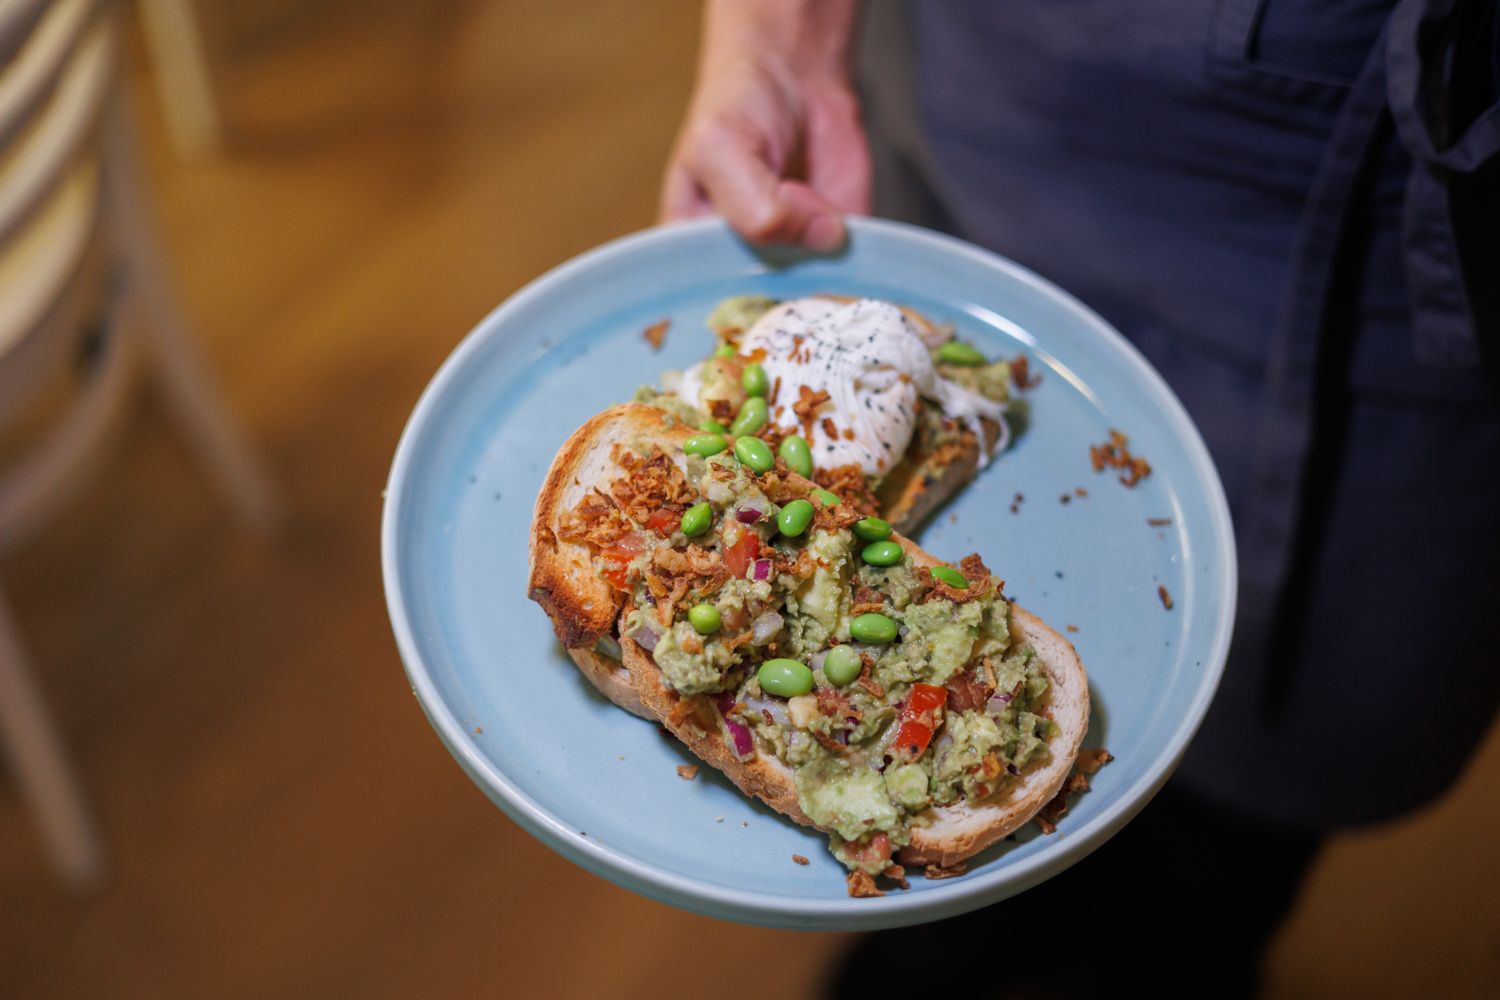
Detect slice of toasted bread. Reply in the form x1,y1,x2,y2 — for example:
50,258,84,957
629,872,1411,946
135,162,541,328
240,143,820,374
878,417,1003,535
529,403,1090,872
529,405,695,716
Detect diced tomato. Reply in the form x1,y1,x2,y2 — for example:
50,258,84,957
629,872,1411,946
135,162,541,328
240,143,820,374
644,508,679,535
894,683,948,760
723,532,760,579
599,532,645,590
843,831,892,867
907,683,947,716
893,720,932,760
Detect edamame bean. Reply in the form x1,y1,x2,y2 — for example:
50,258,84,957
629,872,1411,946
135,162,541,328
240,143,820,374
777,499,814,537
931,566,969,589
823,645,863,687
680,501,712,537
742,363,769,397
861,540,904,567
683,433,727,457
778,435,813,477
734,435,774,473
852,517,891,542
700,419,729,434
730,397,768,436
758,658,814,697
937,341,987,366
688,603,721,635
850,613,898,644
714,344,737,358
812,488,841,506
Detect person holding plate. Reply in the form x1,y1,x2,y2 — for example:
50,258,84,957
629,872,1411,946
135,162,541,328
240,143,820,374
662,1,1500,994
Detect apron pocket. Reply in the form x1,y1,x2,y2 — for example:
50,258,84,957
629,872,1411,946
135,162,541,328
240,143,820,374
1205,0,1376,113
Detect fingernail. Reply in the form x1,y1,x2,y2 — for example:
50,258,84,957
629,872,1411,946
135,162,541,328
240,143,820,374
804,213,845,252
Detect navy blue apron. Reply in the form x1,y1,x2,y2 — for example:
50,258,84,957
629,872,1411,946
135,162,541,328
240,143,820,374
860,0,1500,827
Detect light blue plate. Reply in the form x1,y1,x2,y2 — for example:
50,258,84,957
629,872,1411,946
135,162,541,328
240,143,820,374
381,217,1235,930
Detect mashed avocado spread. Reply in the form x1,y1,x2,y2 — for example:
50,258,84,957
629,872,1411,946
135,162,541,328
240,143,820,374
567,418,1052,881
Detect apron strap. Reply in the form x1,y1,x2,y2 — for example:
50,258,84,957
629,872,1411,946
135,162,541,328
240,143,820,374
1387,0,1500,366
1238,24,1396,705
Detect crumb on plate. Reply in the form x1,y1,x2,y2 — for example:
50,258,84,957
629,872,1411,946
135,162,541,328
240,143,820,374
642,318,669,350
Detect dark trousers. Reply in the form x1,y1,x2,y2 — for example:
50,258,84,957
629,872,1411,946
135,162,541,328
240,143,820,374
826,782,1322,999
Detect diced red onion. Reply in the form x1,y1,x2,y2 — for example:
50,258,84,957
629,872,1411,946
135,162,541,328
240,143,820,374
1006,763,1019,776
808,649,829,672
630,620,662,652
985,692,1013,714
834,729,849,746
715,694,755,760
725,717,754,758
933,731,955,756
736,506,763,525
752,558,772,581
750,610,783,645
743,694,789,728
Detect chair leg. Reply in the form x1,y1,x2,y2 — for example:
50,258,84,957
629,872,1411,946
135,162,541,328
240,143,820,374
134,0,222,159
0,582,107,891
101,96,281,535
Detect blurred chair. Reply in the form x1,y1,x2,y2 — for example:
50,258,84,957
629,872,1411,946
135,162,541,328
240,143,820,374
0,0,277,890
134,0,221,158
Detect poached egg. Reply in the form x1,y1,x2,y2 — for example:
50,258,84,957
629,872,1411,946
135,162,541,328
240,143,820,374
677,297,1006,477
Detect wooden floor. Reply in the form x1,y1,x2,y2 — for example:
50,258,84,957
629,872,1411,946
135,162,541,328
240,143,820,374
1,3,1496,996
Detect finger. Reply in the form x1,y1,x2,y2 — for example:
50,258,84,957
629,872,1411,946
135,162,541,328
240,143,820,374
691,133,845,249
773,179,847,251
660,161,712,223
807,120,872,217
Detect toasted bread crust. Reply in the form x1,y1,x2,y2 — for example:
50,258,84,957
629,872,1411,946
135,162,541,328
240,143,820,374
879,418,1002,535
622,637,808,823
528,404,696,649
531,404,1088,872
566,645,651,720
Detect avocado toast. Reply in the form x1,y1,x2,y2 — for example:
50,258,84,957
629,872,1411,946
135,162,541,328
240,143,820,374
529,403,1089,892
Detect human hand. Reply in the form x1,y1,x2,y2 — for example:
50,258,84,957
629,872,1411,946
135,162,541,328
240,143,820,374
660,0,870,251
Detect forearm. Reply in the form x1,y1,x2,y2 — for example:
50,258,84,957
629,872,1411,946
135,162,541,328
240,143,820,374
699,0,862,81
